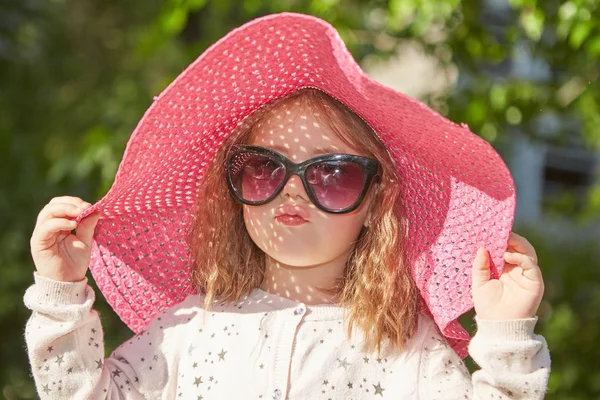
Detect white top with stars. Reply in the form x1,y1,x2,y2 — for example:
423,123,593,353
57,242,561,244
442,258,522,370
24,273,550,399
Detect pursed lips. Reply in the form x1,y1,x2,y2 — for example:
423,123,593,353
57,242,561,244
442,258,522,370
274,204,310,221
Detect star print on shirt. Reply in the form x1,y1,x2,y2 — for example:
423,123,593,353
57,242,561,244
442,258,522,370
373,382,385,396
337,357,351,370
95,359,103,369
55,355,64,366
218,349,227,361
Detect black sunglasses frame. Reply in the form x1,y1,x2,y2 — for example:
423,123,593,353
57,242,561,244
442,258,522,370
226,145,380,214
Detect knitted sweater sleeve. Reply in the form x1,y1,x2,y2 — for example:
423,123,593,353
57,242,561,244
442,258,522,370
418,316,551,399
23,272,185,399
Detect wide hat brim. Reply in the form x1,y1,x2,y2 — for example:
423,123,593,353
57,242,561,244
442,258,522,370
78,12,515,358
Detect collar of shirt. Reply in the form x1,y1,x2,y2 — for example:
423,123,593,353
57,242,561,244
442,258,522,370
241,288,346,321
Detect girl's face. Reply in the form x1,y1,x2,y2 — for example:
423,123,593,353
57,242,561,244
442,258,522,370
242,102,374,267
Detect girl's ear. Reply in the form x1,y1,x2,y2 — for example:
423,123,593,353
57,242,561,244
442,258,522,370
364,212,372,228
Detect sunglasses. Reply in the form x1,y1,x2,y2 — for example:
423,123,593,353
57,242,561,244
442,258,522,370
226,145,380,214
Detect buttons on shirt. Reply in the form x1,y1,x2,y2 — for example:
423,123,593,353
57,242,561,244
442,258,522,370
294,306,305,315
272,388,282,400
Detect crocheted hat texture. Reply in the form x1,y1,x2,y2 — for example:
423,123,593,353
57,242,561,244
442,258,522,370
77,12,515,358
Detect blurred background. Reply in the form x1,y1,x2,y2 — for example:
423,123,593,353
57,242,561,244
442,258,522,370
1,0,599,398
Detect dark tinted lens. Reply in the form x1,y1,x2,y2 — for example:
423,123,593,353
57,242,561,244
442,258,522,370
306,161,366,210
229,152,285,202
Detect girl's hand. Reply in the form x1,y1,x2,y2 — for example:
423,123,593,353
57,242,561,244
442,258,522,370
30,196,101,282
472,232,544,320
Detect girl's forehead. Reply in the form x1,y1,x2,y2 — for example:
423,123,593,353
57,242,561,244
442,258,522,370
250,102,361,162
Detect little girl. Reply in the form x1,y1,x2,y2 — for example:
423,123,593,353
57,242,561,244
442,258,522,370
25,13,550,399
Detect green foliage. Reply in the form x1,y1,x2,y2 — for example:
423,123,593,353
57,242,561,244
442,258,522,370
518,228,600,398
1,0,598,398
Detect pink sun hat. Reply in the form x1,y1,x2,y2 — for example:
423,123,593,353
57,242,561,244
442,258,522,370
76,12,515,358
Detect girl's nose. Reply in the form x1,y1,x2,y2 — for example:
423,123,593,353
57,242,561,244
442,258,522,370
280,174,309,202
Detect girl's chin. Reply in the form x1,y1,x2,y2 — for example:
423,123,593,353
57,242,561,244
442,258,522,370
265,252,331,268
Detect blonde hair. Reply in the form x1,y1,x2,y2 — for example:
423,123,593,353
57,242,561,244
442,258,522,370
188,88,419,355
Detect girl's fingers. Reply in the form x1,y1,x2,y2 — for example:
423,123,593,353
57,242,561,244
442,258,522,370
503,251,543,281
37,203,87,224
75,211,101,247
48,196,91,208
507,232,538,263
32,218,78,244
472,247,491,290
503,251,535,269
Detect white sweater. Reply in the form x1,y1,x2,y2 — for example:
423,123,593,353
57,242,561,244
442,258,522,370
24,273,550,399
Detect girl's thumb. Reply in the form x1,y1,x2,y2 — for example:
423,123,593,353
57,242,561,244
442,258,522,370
471,247,491,290
76,211,101,247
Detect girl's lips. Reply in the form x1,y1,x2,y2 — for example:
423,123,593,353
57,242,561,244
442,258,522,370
275,204,310,221
275,215,309,226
